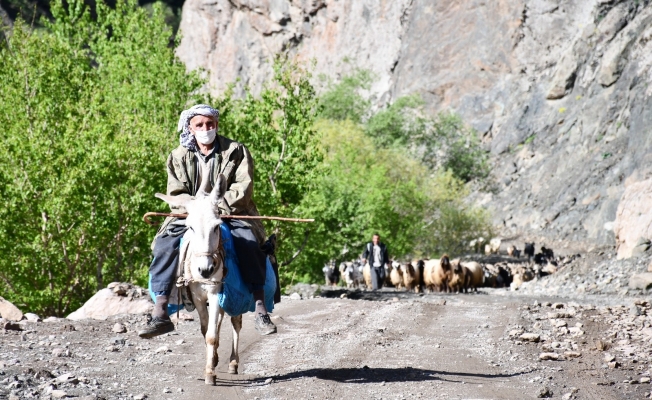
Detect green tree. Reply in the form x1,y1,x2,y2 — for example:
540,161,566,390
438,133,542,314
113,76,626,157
214,59,322,268
320,70,491,185
317,68,373,123
277,120,492,288
0,0,204,315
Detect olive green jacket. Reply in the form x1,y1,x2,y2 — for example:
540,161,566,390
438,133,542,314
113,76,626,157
152,135,266,247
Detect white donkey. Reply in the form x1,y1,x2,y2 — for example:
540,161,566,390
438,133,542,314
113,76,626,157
155,172,242,385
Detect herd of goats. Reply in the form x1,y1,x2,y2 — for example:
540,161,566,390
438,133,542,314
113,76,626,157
323,240,579,293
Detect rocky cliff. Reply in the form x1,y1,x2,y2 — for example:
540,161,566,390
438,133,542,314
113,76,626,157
177,0,652,257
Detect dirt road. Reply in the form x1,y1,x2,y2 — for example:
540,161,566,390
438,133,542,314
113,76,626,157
1,289,649,399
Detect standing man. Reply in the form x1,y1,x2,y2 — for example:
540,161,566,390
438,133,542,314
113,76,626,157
138,104,277,338
362,233,389,290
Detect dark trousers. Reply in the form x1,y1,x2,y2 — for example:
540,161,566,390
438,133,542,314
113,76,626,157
149,220,267,294
371,266,386,290
150,232,182,294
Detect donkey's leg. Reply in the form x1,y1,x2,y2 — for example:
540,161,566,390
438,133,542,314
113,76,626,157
228,314,243,374
213,308,226,370
195,296,209,338
204,292,219,385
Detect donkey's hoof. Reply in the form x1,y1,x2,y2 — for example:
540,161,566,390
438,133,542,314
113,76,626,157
228,365,238,375
205,374,216,385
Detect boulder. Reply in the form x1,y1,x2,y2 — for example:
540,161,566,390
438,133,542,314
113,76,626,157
519,333,540,342
0,296,23,321
25,313,41,322
628,273,652,291
67,287,153,320
615,179,652,259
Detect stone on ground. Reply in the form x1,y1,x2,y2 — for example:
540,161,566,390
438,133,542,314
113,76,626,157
629,273,652,290
67,284,152,320
0,296,23,321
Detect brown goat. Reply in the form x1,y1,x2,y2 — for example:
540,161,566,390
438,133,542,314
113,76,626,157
431,255,453,292
461,261,483,292
401,262,420,293
448,259,466,293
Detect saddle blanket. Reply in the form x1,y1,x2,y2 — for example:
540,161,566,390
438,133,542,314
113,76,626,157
149,223,276,316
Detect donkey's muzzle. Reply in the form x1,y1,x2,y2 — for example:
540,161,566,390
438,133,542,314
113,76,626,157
200,265,214,279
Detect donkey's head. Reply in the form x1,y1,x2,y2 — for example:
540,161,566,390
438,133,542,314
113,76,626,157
155,173,228,280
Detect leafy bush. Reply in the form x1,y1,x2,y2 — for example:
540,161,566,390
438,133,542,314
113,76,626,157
317,69,373,123
319,71,492,185
214,59,322,267
365,94,428,147
0,0,204,315
277,120,492,288
431,113,491,183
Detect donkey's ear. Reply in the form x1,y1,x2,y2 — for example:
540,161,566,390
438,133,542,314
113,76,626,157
155,193,190,209
210,174,227,206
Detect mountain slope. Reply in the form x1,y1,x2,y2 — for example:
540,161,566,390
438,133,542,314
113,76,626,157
177,0,652,254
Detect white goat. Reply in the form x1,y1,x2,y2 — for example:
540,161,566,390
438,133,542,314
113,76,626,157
155,173,242,385
343,261,363,288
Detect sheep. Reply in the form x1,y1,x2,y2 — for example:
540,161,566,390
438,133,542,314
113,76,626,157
461,261,483,292
343,261,363,288
338,262,348,284
469,237,485,253
483,264,497,287
422,259,436,291
323,262,340,286
524,242,535,260
386,261,400,287
448,259,466,293
401,262,421,293
483,263,512,288
362,263,372,289
424,255,453,292
390,262,404,290
489,238,502,254
511,269,535,290
416,260,426,292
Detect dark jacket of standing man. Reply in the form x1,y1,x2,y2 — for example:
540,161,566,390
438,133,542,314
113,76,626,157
362,234,389,290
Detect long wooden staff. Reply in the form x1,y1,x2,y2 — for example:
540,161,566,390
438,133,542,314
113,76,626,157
143,211,314,226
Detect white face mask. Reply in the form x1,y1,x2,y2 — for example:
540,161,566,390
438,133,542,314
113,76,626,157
193,128,216,145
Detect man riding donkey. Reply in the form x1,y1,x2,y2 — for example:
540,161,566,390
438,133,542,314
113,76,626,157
138,104,277,338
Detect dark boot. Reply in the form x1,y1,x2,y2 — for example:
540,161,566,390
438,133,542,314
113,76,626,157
138,295,174,339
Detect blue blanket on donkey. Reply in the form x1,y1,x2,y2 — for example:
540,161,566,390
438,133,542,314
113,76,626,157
149,223,276,316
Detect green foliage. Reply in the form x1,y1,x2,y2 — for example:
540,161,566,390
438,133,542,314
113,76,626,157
365,94,428,147
277,120,492,288
317,69,373,123
433,113,491,183
0,0,203,315
319,70,491,184
214,59,322,268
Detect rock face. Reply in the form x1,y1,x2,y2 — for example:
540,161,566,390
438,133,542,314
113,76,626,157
614,179,652,259
177,0,652,252
67,283,153,320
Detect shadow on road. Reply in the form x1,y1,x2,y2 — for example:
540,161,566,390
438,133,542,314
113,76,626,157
214,366,532,387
